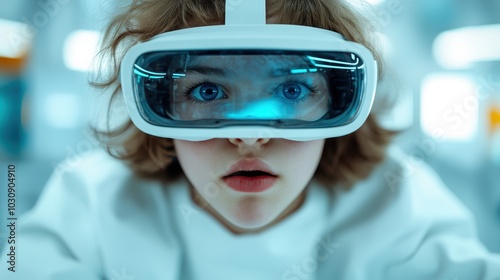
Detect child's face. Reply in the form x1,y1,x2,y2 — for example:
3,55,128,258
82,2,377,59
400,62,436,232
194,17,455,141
174,138,325,233
169,54,330,121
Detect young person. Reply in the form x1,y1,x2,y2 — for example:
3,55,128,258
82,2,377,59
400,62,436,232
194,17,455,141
2,0,499,279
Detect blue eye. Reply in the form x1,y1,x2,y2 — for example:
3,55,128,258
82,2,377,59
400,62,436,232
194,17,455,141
282,83,303,99
191,83,224,101
199,84,219,100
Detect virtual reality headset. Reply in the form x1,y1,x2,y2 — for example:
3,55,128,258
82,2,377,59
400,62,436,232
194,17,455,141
120,0,378,141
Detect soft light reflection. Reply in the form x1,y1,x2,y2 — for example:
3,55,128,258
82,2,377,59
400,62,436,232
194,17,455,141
0,18,31,58
420,73,478,141
365,0,386,5
377,88,413,130
433,24,500,69
351,0,386,7
43,93,81,129
492,130,500,165
375,32,392,57
63,29,100,72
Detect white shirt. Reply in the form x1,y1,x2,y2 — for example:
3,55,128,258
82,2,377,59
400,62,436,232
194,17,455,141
1,148,499,279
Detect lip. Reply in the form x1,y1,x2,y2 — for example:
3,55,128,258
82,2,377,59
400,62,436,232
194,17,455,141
222,159,278,193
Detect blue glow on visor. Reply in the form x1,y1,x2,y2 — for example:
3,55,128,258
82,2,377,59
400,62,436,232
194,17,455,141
290,68,318,74
225,99,294,119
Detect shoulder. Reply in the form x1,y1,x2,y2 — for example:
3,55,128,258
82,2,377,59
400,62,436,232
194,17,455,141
322,145,480,253
317,146,500,278
6,149,128,277
51,148,132,185
9,150,186,278
45,148,179,212
28,148,138,219
371,147,500,278
376,146,472,218
44,148,158,201
348,145,476,225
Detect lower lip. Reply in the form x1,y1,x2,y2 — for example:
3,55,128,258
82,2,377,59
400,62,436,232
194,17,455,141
223,176,277,193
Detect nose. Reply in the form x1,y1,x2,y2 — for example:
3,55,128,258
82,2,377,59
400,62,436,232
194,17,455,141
228,137,270,146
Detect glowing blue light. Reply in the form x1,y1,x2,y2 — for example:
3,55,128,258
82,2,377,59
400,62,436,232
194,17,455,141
134,64,166,76
225,99,288,119
172,73,186,79
134,69,165,79
134,69,150,78
290,68,318,74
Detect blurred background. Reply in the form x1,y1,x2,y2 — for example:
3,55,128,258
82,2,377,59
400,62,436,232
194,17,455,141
0,0,499,253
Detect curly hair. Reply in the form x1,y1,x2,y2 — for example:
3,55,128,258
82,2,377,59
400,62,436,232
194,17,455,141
91,0,395,188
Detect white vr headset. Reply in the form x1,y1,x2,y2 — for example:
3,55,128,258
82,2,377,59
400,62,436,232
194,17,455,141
120,0,377,141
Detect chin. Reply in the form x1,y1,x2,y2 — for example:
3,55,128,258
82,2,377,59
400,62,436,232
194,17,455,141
226,197,282,231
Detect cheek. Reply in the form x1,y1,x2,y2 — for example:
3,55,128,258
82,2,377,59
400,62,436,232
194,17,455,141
279,140,325,177
174,139,222,157
281,140,325,159
173,140,220,177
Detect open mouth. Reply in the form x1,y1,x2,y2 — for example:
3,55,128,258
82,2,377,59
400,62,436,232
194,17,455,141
224,170,277,178
222,159,278,192
222,170,278,193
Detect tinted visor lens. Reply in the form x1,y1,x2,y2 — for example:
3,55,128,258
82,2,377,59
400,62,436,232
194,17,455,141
133,50,366,128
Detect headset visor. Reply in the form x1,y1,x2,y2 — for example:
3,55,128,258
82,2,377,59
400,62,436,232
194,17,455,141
132,50,367,128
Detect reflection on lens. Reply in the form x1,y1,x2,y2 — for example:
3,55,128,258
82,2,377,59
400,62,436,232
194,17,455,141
133,50,365,128
169,54,330,121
